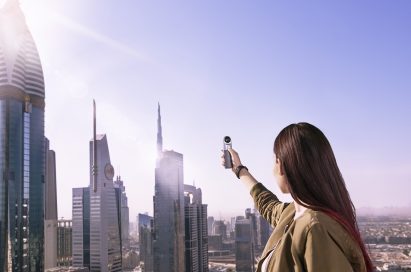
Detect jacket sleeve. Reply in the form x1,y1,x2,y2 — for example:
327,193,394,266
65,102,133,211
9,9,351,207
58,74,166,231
249,183,288,227
304,222,354,272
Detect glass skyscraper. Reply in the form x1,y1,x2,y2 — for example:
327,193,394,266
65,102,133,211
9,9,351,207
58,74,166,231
153,104,185,272
113,176,130,250
184,184,209,272
138,213,153,272
0,0,45,271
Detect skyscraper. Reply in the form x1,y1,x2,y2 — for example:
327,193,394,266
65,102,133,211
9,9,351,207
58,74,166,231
184,184,209,272
57,219,72,267
212,221,227,240
72,188,90,269
245,209,258,250
113,176,130,249
207,216,214,235
235,219,254,272
138,213,153,272
45,138,58,269
256,211,270,251
153,104,185,272
0,0,45,270
72,102,122,272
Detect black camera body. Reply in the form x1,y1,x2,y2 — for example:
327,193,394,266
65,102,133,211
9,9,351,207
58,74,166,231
223,136,233,169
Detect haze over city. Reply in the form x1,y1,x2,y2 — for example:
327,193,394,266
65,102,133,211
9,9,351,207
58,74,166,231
12,0,411,219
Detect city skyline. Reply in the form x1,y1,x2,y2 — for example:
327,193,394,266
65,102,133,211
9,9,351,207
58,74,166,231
8,0,411,220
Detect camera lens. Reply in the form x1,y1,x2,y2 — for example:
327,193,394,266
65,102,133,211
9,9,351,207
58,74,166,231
224,136,231,144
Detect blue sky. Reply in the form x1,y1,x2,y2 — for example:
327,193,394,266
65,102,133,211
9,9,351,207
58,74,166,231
14,0,411,219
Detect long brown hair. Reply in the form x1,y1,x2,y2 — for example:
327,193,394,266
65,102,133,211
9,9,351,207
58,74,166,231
274,122,373,271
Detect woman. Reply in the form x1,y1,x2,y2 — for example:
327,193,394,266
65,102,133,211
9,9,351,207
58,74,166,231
222,122,373,272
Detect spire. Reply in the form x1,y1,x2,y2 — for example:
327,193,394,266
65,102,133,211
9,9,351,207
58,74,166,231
92,99,97,192
157,102,163,158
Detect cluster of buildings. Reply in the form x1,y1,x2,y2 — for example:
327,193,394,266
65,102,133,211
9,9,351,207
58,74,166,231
359,217,411,271
135,104,210,272
0,1,130,271
138,106,274,272
360,217,411,245
0,2,266,271
206,209,271,272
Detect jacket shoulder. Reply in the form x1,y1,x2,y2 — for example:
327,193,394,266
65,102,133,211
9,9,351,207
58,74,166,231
293,210,366,271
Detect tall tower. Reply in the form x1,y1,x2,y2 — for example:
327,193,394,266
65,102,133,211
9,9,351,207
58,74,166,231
153,105,185,272
207,217,214,236
113,176,130,249
245,209,258,252
44,138,58,269
235,219,254,272
138,213,153,272
0,0,45,271
184,185,209,272
72,101,122,272
255,210,270,251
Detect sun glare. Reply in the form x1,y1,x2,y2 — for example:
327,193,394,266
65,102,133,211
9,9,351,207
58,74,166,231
20,0,49,30
16,0,67,61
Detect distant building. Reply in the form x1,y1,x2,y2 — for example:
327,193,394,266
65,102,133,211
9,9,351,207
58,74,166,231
230,217,236,232
213,221,227,240
45,138,58,269
207,217,215,235
114,176,130,249
72,102,122,272
245,208,271,251
138,213,153,272
235,219,255,272
0,0,46,270
184,184,209,272
153,104,185,272
256,212,270,250
245,209,258,249
122,250,139,270
208,235,223,251
57,219,73,267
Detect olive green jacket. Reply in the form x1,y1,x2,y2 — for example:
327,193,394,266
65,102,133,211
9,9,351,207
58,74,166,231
251,183,367,272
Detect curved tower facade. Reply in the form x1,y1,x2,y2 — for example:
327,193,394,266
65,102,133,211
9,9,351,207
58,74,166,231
0,0,45,271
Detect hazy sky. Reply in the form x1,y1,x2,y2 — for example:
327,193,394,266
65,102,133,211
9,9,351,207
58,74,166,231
13,0,411,220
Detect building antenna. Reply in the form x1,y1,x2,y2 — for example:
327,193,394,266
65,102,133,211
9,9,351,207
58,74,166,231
92,99,98,192
157,102,163,157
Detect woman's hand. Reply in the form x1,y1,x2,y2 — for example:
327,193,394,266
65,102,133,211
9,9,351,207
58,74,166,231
221,148,243,174
221,148,256,189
